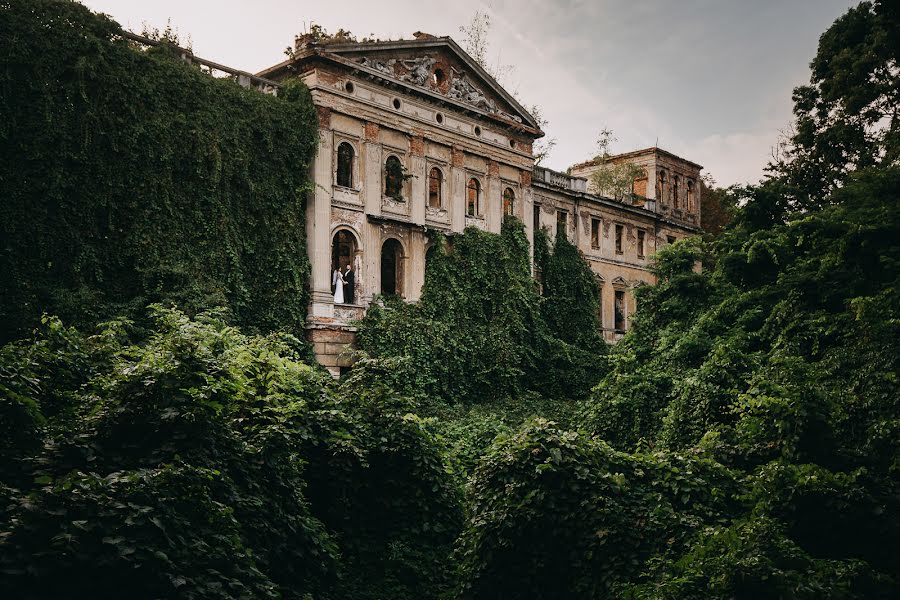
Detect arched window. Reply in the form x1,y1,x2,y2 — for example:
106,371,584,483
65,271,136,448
380,239,404,297
673,176,680,209
385,155,403,199
467,178,480,216
503,187,515,216
687,180,695,212
428,167,443,209
336,142,354,188
657,171,666,203
331,229,358,304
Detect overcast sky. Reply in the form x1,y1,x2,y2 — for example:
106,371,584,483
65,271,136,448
82,0,856,186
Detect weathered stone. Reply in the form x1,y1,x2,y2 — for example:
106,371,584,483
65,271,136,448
253,33,701,370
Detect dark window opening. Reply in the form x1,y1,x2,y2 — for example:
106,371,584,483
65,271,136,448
667,235,676,245
615,224,624,254
385,155,403,198
637,230,645,258
380,239,403,297
503,187,515,216
556,210,568,237
467,178,480,216
591,218,601,249
533,204,541,233
336,142,354,188
428,167,443,208
614,290,626,332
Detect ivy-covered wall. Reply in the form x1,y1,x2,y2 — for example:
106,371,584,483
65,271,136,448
357,219,607,403
0,0,318,343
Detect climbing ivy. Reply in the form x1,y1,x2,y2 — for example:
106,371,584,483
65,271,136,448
357,219,606,403
0,0,318,343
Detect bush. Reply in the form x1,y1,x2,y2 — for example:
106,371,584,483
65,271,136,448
454,419,744,599
0,306,463,600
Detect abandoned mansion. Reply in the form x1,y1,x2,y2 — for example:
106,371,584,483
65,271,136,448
252,31,703,374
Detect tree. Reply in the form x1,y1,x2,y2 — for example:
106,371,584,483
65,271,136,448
587,128,645,201
699,174,735,236
772,0,899,208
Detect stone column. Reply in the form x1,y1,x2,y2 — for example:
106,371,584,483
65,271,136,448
308,107,334,320
521,170,535,268
408,230,427,302
362,122,382,303
485,160,501,232
450,146,466,233
409,133,426,226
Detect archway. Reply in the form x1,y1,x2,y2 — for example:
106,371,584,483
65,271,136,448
331,229,358,303
380,238,404,297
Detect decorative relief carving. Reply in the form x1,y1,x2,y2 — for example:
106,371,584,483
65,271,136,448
382,196,409,215
357,57,396,76
465,216,486,231
332,208,364,229
355,56,523,121
446,72,496,113
334,305,365,321
425,206,449,221
399,57,436,86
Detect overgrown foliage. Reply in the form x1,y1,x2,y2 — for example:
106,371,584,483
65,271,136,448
454,3,900,596
1,1,897,598
356,219,606,404
0,307,462,600
455,419,746,599
0,0,318,344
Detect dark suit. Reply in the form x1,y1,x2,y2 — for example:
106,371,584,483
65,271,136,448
344,269,355,304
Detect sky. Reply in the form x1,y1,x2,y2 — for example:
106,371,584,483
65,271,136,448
81,0,857,186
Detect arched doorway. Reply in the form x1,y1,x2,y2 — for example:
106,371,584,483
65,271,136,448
380,239,404,297
331,229,358,304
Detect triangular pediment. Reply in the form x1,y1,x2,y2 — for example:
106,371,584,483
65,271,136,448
318,38,539,130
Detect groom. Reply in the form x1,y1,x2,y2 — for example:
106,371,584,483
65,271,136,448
343,264,355,304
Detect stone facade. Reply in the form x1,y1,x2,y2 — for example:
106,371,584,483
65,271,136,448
257,35,701,374
532,166,697,343
570,148,703,229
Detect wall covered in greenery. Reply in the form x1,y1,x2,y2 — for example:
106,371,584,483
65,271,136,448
356,219,607,404
0,0,318,343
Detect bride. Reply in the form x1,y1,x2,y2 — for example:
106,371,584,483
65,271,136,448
333,266,345,304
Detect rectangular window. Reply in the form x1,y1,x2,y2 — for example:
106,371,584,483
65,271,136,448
667,235,676,245
533,204,541,233
556,211,567,237
591,218,601,249
615,224,624,254
637,230,645,258
614,290,626,332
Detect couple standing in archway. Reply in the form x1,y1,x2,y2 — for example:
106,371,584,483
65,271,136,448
331,229,357,305
332,263,355,304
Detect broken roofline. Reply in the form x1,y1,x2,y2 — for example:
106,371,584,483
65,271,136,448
255,36,545,137
571,147,704,171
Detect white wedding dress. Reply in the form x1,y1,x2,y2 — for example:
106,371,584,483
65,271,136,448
333,270,345,304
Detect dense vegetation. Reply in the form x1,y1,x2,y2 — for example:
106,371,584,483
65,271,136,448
0,307,462,599
357,220,606,405
1,1,898,599
0,0,317,344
